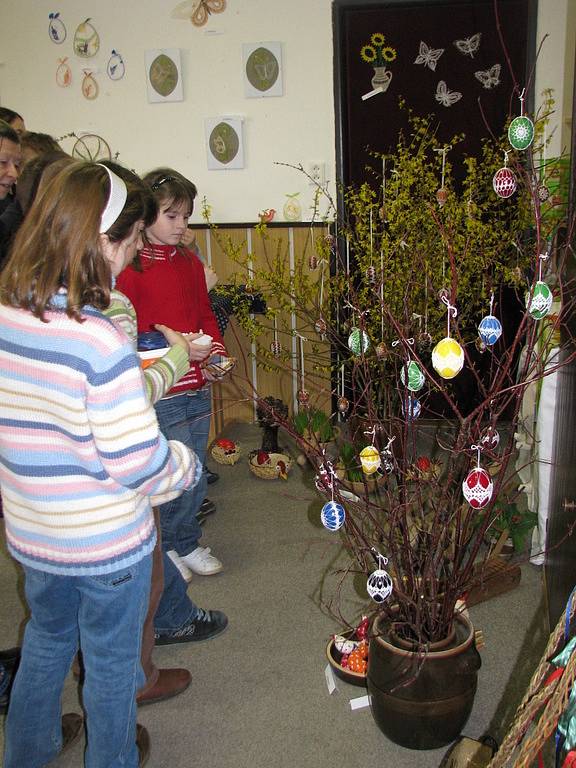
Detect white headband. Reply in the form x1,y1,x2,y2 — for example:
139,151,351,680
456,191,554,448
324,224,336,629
97,163,128,234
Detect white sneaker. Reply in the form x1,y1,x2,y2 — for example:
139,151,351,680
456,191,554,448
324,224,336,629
181,546,223,576
166,550,193,583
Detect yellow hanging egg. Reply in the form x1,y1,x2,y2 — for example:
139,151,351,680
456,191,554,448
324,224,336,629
431,337,464,379
360,445,381,475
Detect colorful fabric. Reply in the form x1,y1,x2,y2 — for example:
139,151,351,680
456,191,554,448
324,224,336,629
0,299,199,575
116,244,227,395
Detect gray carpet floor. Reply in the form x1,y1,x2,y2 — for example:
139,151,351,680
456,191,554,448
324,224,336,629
0,423,549,768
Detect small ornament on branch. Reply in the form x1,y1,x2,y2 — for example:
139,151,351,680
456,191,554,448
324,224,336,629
432,296,464,379
360,426,381,475
526,252,553,320
434,145,450,208
508,89,534,151
367,550,393,604
462,444,493,509
320,462,345,531
478,292,502,346
270,315,282,357
493,150,517,198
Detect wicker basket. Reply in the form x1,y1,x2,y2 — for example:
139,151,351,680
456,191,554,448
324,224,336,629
210,442,241,465
249,452,292,480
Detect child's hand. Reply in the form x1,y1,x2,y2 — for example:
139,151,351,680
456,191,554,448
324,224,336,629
154,324,194,361
201,355,236,382
186,330,212,362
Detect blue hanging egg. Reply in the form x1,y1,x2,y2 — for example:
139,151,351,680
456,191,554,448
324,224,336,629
401,396,421,422
320,501,345,531
478,315,502,346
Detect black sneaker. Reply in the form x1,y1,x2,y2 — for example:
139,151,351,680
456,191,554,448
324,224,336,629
154,609,228,646
196,498,216,524
206,468,219,485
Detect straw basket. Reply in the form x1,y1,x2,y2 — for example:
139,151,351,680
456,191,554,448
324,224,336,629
210,442,241,466
249,452,292,480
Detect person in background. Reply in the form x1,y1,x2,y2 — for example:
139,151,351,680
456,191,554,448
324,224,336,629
20,131,62,164
0,120,22,269
117,168,232,594
0,161,199,767
0,108,26,137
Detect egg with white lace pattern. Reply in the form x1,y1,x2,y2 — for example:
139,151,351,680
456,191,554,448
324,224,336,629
432,337,464,379
321,501,346,531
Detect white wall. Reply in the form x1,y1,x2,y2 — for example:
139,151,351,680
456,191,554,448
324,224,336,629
0,0,572,222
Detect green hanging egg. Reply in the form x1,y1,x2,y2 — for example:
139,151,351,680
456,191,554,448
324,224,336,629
149,54,179,97
508,116,534,151
348,327,370,355
400,360,425,392
526,280,553,320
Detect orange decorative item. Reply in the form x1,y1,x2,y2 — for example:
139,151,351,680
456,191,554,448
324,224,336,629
347,649,368,674
356,640,369,659
259,208,275,223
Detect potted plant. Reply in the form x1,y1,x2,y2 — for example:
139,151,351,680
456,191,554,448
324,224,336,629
204,102,574,749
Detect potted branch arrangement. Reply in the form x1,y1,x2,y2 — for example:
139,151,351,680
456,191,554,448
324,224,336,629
205,101,574,749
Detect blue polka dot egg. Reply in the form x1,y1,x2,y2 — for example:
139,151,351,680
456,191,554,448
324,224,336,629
478,315,502,346
321,501,346,531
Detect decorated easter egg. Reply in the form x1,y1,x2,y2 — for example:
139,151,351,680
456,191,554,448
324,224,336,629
375,341,388,360
333,635,357,655
493,167,517,198
366,265,377,284
321,501,346,531
347,650,368,674
314,318,327,336
107,49,125,81
74,18,100,57
297,389,310,405
537,184,550,202
401,396,421,422
337,396,349,414
462,468,493,509
400,360,425,392
48,12,66,43
508,116,534,151
270,340,282,357
367,568,393,603
478,315,502,346
283,194,301,222
480,426,500,451
436,187,448,207
348,328,370,355
308,254,318,270
356,616,370,640
360,445,381,475
215,438,236,452
432,337,464,379
526,281,553,319
380,448,395,474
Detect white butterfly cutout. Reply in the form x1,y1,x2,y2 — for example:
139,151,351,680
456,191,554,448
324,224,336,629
453,32,481,58
414,41,445,71
475,63,501,89
435,80,462,107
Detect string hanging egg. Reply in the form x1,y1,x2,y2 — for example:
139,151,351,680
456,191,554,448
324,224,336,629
508,93,534,151
297,389,310,405
493,167,517,198
270,340,282,357
462,467,493,509
367,555,393,604
401,396,421,421
400,360,425,392
321,501,346,531
337,396,349,415
348,328,370,356
360,445,381,475
526,281,553,319
432,338,464,379
478,315,502,346
480,426,500,451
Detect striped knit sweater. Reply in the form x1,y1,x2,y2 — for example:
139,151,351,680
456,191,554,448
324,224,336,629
0,296,200,575
116,244,227,395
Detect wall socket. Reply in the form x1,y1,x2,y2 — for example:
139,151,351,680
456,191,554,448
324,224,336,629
307,161,325,186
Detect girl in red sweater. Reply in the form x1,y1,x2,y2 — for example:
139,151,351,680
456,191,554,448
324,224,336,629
117,169,229,593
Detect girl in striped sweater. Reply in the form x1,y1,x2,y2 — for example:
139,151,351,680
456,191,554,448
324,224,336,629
0,162,199,767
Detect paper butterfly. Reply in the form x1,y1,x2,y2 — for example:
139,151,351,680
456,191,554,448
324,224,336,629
414,41,445,71
435,80,462,107
453,32,481,58
171,0,226,27
474,64,501,89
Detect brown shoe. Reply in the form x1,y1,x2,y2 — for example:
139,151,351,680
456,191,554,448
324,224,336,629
61,712,83,754
137,668,191,707
137,724,150,767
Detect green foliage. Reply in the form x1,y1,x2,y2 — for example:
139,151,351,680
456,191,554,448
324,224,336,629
488,501,538,552
292,408,335,442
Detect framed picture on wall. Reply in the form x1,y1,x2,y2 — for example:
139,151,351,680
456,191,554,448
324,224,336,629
242,42,283,98
205,117,245,170
145,48,183,103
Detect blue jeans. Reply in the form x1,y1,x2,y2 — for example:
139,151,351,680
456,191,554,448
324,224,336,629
154,550,200,631
154,389,210,556
4,556,152,768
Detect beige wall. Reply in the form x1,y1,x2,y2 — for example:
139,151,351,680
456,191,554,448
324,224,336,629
0,0,573,222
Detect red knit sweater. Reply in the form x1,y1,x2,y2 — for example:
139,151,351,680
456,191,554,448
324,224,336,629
117,244,227,394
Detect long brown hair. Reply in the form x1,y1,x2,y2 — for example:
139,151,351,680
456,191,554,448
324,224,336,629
0,162,148,321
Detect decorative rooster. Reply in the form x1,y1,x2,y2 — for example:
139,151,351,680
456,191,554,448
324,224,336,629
276,459,288,480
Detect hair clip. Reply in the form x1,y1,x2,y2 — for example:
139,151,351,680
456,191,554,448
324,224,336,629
96,164,127,234
151,175,176,191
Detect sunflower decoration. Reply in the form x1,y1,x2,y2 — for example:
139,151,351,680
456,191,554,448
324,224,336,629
360,32,397,68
